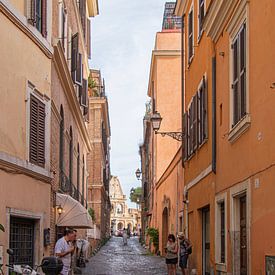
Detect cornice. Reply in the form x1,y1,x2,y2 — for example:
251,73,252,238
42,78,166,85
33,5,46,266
203,0,239,42
0,0,53,59
87,0,99,17
53,42,92,152
148,50,181,97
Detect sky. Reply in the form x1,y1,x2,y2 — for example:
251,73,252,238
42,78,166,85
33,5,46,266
89,0,168,207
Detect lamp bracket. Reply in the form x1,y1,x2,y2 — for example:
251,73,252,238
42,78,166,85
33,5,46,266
155,131,183,141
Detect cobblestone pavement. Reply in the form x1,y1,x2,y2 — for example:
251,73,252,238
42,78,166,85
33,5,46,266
82,237,168,275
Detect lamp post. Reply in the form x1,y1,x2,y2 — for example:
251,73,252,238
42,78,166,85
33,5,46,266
151,111,183,141
135,168,142,180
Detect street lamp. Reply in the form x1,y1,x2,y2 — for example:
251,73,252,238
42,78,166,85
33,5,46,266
135,168,142,180
151,111,183,141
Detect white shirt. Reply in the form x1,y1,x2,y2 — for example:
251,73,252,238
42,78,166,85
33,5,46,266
55,237,72,275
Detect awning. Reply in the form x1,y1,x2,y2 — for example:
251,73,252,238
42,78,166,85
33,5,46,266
56,193,93,229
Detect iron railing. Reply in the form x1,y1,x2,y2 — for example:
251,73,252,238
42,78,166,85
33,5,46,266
60,171,87,208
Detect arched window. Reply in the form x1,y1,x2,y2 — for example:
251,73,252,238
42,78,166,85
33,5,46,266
69,127,73,183
77,144,80,200
59,106,64,176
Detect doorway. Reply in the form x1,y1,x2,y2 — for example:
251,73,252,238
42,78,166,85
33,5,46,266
240,195,247,275
162,207,169,255
202,207,210,275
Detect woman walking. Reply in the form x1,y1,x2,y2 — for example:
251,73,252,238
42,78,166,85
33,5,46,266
165,234,178,275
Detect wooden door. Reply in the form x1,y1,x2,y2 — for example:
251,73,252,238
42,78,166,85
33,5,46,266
202,207,210,275
240,195,247,275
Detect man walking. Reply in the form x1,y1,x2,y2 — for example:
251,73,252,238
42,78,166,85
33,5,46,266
55,228,75,275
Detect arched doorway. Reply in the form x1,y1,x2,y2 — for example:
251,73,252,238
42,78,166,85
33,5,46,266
162,207,169,255
117,222,123,230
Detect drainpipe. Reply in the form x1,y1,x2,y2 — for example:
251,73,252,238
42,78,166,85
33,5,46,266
212,55,217,174
181,15,185,168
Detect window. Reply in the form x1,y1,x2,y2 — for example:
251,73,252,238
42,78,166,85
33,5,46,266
29,95,45,167
231,23,246,126
82,156,85,205
77,144,80,200
59,2,67,51
198,0,205,37
69,127,73,183
27,0,47,37
183,77,207,160
188,8,194,62
79,0,86,38
71,33,83,86
59,106,64,174
219,201,225,263
9,217,34,267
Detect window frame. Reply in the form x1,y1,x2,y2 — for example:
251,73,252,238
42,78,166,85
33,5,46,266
228,4,249,140
188,5,194,64
198,0,206,41
184,75,208,161
215,192,227,271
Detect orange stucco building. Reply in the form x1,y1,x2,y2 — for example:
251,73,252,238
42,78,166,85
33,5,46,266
175,0,275,274
140,2,184,255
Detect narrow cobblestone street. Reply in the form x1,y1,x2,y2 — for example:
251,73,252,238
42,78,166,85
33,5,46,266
82,237,167,275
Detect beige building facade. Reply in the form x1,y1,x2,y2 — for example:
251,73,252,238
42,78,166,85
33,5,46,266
110,176,141,233
50,0,98,242
0,0,53,268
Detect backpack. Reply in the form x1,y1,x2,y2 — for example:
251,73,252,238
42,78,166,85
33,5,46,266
180,240,192,255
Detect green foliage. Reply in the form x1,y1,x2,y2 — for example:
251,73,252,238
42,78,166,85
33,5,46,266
0,224,4,232
88,76,100,97
146,227,159,252
88,208,96,222
130,187,142,203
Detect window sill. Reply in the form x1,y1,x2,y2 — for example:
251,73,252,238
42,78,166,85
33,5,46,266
215,263,227,272
228,114,251,143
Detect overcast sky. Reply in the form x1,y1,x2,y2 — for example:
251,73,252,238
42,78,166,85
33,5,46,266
89,0,168,207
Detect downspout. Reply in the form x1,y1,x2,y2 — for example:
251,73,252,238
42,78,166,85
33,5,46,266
181,15,185,168
212,55,217,174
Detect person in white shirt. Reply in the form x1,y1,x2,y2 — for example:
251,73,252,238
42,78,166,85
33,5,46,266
55,228,75,275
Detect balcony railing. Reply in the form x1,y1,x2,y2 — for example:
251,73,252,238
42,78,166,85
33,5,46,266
60,171,87,208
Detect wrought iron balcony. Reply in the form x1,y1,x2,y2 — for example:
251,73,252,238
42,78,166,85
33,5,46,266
60,171,87,208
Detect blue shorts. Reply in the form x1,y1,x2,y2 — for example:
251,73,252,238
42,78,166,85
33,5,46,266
179,255,188,268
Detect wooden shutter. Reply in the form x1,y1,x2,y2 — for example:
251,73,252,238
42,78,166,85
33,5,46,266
194,93,198,150
27,0,36,25
87,18,91,59
79,0,86,38
183,112,188,161
29,95,45,167
81,79,88,108
76,55,83,86
202,77,208,140
71,33,79,82
41,0,47,37
240,24,246,118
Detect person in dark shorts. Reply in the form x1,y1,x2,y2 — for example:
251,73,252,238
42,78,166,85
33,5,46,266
178,232,192,275
165,234,178,275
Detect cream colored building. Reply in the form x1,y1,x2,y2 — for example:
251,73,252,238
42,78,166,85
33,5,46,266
110,176,141,233
0,0,53,268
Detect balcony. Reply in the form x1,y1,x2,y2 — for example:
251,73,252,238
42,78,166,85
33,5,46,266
60,171,87,208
